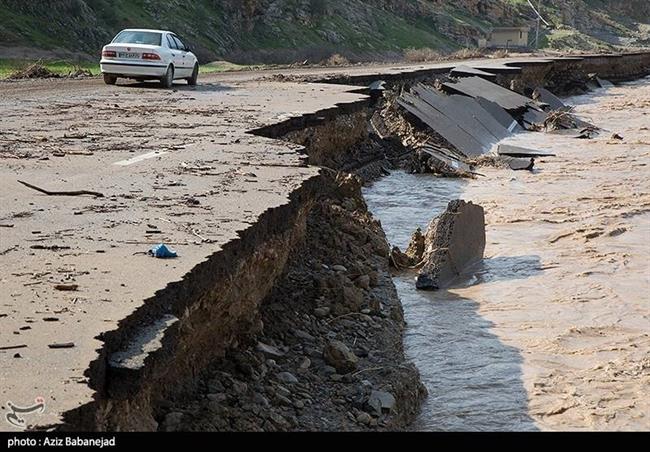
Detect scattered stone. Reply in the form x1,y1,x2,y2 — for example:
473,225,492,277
231,381,248,395
253,393,270,407
367,390,396,416
257,342,284,358
299,357,312,370
331,265,347,272
207,393,228,403
314,307,330,318
276,394,293,406
293,329,315,342
354,275,371,290
161,412,184,432
323,340,359,374
275,385,291,398
356,411,372,426
277,371,298,384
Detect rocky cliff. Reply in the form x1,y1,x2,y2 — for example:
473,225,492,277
0,0,647,63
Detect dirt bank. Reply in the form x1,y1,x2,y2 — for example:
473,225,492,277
161,173,425,431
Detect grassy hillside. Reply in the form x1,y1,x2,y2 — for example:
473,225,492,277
0,0,647,64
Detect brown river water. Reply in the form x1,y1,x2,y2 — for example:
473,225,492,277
364,77,650,431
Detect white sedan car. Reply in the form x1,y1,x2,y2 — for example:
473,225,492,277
100,29,199,88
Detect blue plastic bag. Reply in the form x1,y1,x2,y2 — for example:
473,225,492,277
149,243,178,259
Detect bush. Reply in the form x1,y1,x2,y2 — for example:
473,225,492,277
323,53,350,66
450,48,484,60
404,47,442,62
490,49,510,59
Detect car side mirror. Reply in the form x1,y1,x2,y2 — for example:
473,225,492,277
185,46,192,52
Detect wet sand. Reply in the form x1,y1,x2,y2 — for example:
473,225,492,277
365,77,650,431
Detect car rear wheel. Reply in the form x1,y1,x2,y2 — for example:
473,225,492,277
160,66,174,89
103,74,117,85
187,64,199,86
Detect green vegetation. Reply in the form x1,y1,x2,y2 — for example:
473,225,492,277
0,59,100,78
0,0,647,65
0,58,271,79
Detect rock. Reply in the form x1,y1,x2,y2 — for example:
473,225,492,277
268,412,290,429
275,385,291,398
367,271,379,287
322,365,337,376
332,265,347,272
416,200,486,291
356,411,372,426
299,357,312,370
323,340,359,374
276,394,293,406
253,393,270,407
257,342,284,358
405,227,425,262
294,400,305,409
161,412,184,432
342,285,364,311
208,379,225,393
231,381,248,395
206,393,228,403
277,371,299,384
354,275,371,290
389,246,413,269
293,329,315,342
314,306,330,318
367,390,396,416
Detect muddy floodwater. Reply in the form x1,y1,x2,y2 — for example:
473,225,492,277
364,77,650,431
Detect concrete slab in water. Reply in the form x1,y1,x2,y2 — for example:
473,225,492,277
416,200,486,291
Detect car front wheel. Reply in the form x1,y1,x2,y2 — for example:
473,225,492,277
103,74,117,85
160,66,174,89
187,64,199,86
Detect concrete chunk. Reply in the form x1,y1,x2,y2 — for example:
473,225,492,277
416,200,486,290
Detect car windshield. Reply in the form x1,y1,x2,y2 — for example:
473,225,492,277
112,31,161,46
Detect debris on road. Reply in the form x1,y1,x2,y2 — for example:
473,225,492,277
8,62,61,80
497,144,555,158
48,342,75,349
54,284,79,291
0,344,28,351
18,180,105,198
149,243,178,259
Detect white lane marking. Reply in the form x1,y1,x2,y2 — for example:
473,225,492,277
114,151,168,166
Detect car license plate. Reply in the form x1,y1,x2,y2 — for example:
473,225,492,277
118,52,139,59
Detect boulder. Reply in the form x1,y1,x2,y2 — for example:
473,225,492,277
367,390,396,416
323,340,359,374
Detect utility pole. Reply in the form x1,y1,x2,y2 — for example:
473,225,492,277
536,0,542,49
